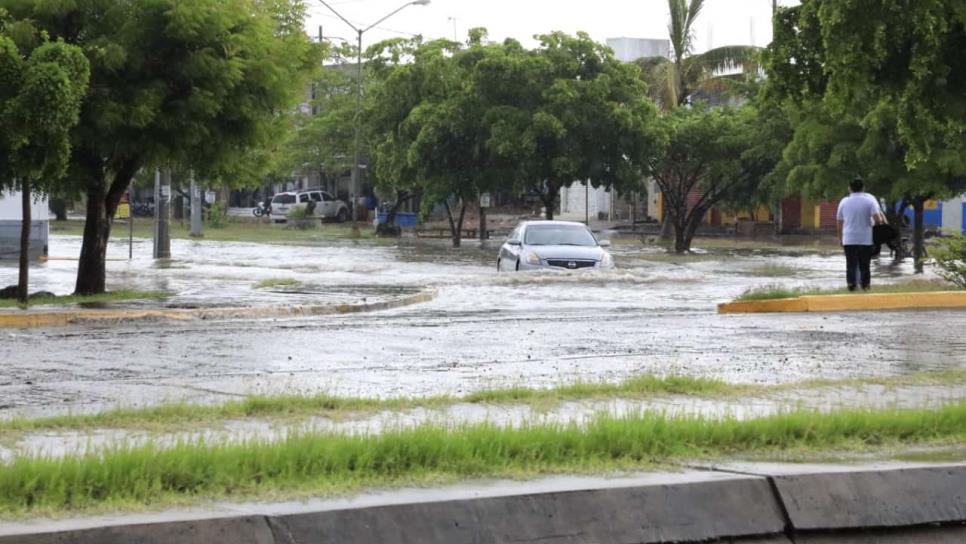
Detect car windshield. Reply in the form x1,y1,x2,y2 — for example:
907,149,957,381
524,225,597,246
272,194,295,204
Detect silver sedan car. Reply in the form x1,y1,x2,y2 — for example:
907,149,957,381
497,220,614,272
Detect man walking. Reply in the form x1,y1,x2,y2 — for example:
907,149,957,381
836,177,886,291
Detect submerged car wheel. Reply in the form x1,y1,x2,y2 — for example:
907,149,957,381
336,208,348,223
515,259,520,271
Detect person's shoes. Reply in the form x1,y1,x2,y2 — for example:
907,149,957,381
848,284,857,292
862,285,870,292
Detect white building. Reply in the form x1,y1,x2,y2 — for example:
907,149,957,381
941,194,966,235
0,191,49,260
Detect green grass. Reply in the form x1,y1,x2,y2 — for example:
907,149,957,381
736,279,961,301
0,290,170,309
49,217,379,243
2,403,965,515
252,278,302,290
4,370,966,436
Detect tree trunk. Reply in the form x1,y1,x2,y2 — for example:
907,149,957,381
444,199,467,248
541,180,558,220
912,196,926,274
17,177,31,305
50,198,68,221
75,160,138,295
75,184,111,295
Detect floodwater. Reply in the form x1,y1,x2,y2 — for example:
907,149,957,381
1,232,965,419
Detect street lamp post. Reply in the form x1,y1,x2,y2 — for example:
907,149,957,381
316,0,431,235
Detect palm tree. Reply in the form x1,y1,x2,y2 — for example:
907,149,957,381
638,0,762,110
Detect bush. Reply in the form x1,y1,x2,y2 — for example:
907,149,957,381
286,205,316,230
206,201,229,228
931,234,966,288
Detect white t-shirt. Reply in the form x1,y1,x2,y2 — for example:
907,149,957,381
836,192,879,246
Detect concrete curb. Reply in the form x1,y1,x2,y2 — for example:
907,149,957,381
0,289,436,329
2,464,964,543
718,291,966,314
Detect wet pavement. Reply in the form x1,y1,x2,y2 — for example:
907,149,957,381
1,232,965,419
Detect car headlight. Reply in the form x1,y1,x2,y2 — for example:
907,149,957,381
526,251,541,265
600,252,614,268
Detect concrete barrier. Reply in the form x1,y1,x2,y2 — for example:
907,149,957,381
3,515,276,544
766,465,966,531
275,475,784,544
2,464,964,543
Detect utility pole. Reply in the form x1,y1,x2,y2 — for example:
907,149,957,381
190,171,203,237
153,168,171,258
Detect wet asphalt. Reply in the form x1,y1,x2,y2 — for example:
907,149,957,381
1,233,964,418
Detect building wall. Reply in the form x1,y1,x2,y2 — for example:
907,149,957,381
559,181,612,221
941,195,965,234
605,37,671,62
0,191,49,260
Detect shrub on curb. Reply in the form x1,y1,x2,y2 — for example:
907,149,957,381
931,234,966,288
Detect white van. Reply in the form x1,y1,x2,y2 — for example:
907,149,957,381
270,189,349,224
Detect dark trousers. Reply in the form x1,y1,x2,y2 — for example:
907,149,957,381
844,245,874,289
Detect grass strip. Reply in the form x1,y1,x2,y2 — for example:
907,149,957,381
0,290,169,309
736,279,960,301
0,375,750,434
4,370,966,434
252,278,302,289
2,403,964,515
50,218,379,242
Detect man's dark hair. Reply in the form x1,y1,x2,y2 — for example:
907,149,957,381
849,176,864,192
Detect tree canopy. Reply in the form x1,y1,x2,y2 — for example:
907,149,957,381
4,0,321,293
765,0,966,269
0,30,90,301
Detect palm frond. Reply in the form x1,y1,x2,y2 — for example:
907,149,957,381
693,45,762,75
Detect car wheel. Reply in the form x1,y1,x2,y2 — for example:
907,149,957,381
336,208,348,223
515,259,520,271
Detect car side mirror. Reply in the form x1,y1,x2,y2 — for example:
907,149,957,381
507,239,522,246
598,240,611,247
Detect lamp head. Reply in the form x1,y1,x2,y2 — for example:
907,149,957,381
412,0,431,5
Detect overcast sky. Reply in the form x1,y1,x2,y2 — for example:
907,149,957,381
305,0,799,55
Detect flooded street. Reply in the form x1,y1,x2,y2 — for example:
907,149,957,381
1,233,965,418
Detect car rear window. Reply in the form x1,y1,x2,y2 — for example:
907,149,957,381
272,194,296,204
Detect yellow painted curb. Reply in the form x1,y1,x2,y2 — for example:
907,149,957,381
719,291,966,314
0,289,436,329
717,297,808,314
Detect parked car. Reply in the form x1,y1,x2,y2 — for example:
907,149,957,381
270,189,349,223
497,220,614,272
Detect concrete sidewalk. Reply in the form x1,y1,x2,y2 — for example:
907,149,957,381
3,462,964,543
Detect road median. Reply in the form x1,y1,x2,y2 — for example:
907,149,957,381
718,290,966,314
0,289,436,329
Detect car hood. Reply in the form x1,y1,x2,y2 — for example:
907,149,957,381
527,245,604,261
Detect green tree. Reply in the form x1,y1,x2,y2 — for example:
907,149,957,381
5,0,320,294
484,32,661,220
647,105,766,253
0,33,89,303
765,1,966,272
281,42,357,191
